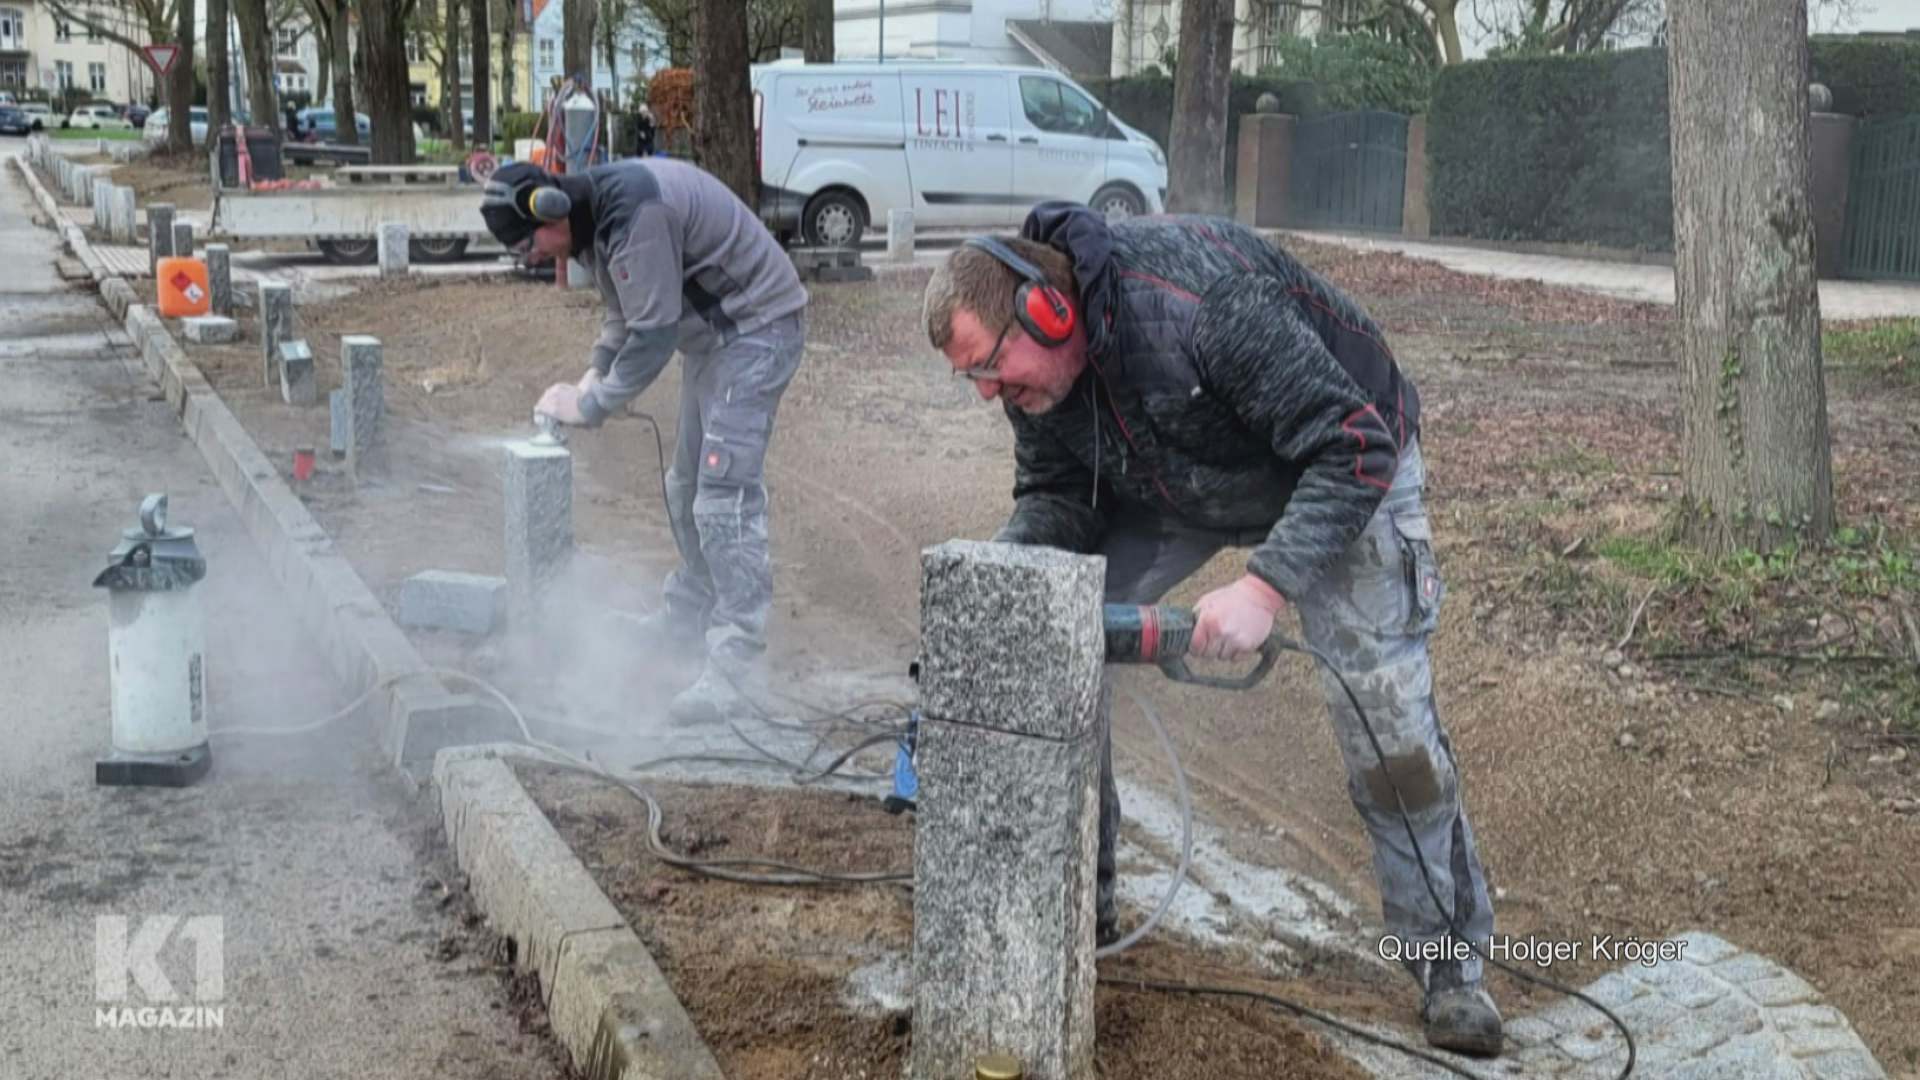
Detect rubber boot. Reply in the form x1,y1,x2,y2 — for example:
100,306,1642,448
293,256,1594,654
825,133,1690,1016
1420,959,1504,1056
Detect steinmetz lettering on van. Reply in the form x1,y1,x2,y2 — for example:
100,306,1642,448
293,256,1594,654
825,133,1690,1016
800,80,876,114
913,89,973,152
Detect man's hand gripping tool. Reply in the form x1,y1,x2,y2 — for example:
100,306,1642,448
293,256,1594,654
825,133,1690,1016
885,605,1281,814
1102,604,1283,690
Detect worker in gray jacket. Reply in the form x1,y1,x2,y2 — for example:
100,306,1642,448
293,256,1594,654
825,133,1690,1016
922,202,1502,1056
481,158,808,725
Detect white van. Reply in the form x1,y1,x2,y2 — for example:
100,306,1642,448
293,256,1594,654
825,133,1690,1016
750,60,1169,247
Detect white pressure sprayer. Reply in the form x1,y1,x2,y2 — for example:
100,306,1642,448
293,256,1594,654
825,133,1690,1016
93,492,212,787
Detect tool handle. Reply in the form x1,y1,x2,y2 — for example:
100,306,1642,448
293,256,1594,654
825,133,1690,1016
1103,604,1282,691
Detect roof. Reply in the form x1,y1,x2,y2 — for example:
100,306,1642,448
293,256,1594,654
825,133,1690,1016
1006,20,1113,78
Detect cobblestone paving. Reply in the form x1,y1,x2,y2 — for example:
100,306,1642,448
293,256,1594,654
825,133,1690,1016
1331,932,1888,1080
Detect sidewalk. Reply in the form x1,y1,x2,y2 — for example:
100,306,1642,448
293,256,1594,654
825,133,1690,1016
0,146,562,1080
1287,231,1920,321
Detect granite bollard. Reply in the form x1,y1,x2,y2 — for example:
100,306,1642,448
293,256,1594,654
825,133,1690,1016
888,209,916,262
279,339,317,406
172,219,193,259
258,280,293,387
205,244,232,317
341,335,386,480
503,440,574,637
377,222,410,277
909,540,1105,1080
147,203,176,276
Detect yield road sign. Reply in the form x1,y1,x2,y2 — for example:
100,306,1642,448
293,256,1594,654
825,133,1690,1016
142,44,181,77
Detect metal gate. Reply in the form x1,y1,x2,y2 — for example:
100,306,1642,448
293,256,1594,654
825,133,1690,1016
1841,115,1920,282
1290,110,1409,232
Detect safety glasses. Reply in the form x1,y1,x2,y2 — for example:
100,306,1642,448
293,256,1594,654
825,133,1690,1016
954,319,1015,382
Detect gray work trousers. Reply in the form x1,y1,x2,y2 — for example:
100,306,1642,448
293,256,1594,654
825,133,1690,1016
1095,440,1495,982
659,312,805,673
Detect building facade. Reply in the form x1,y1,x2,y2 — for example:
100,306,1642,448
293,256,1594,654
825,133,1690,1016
0,0,158,109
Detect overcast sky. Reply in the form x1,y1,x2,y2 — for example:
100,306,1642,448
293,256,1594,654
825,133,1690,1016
1456,0,1920,58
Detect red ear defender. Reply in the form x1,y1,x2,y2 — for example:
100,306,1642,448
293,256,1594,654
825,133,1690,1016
965,236,1076,347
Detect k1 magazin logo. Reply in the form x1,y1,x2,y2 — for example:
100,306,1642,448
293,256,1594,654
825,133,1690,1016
94,915,225,1030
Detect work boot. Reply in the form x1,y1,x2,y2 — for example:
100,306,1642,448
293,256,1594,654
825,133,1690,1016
1418,958,1504,1056
667,661,758,726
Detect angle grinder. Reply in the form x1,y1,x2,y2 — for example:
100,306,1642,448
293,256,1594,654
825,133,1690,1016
530,411,566,447
884,605,1283,813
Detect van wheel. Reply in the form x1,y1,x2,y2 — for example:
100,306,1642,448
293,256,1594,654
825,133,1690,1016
802,192,865,248
1092,185,1146,221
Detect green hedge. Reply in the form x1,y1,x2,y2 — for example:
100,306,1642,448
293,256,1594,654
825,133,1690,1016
1081,72,1321,199
499,111,544,143
1428,38,1920,251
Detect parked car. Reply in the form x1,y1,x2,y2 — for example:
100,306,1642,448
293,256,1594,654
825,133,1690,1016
0,105,32,136
126,103,151,127
749,59,1168,247
18,101,52,131
142,107,250,143
293,107,371,142
67,103,134,130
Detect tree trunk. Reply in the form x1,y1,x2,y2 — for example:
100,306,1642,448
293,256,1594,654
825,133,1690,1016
499,0,515,111
444,0,466,149
470,0,492,146
803,0,832,61
694,0,752,203
1165,0,1231,214
1668,0,1832,555
167,0,197,153
232,0,279,126
205,0,231,142
563,0,596,86
1433,0,1463,63
360,0,418,162
330,0,358,144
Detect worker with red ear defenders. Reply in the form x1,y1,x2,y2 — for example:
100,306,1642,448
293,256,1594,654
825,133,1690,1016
480,157,810,729
922,201,1503,1058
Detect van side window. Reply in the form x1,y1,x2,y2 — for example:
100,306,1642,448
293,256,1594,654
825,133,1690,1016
1018,76,1104,137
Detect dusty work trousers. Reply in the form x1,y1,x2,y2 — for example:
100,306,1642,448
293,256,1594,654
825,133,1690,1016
1095,439,1495,981
659,312,806,673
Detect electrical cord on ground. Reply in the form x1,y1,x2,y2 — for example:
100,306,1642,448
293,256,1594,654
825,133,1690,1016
1092,681,1192,962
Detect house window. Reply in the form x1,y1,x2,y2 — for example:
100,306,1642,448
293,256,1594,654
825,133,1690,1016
407,34,426,64
538,38,554,69
1260,0,1295,67
89,61,105,91
55,60,72,88
88,20,101,39
0,8,23,50
55,19,71,41
277,27,300,52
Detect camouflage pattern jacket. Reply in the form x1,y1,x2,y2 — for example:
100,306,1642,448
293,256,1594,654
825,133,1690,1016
995,202,1421,602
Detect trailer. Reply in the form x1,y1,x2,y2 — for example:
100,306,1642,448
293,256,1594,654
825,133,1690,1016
208,162,504,266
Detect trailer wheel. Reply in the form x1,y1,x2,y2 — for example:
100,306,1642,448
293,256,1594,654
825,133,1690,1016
318,238,378,265
410,238,470,263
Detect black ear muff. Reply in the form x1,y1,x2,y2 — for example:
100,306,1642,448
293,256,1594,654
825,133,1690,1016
964,236,1075,347
528,186,572,222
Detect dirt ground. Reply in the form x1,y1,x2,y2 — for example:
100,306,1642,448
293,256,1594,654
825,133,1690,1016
165,239,1920,1074
516,761,1381,1080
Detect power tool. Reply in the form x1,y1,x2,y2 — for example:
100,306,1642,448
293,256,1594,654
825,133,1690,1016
884,605,1281,814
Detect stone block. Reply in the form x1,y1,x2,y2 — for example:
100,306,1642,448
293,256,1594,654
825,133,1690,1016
205,244,232,317
398,571,508,635
887,209,915,262
909,541,1104,1080
113,187,138,244
1744,973,1819,1008
917,541,1105,739
1709,952,1784,985
1665,1040,1806,1080
92,178,113,228
565,258,594,290
258,279,293,388
377,221,409,277
1770,1004,1849,1031
279,339,317,406
1639,1013,1731,1058
329,389,348,456
147,202,176,277
172,219,193,259
341,335,385,478
182,316,239,345
1786,1027,1874,1059
503,441,574,634
1579,969,1653,1009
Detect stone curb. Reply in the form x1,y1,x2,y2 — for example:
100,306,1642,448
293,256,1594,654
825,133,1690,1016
434,744,727,1080
13,151,514,773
